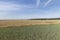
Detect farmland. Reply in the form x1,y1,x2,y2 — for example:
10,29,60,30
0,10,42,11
0,20,60,27
0,20,60,40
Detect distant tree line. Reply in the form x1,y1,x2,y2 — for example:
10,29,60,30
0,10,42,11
29,18,60,20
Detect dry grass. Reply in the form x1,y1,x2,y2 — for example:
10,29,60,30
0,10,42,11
0,20,60,27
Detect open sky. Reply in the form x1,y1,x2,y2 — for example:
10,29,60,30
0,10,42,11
0,0,60,19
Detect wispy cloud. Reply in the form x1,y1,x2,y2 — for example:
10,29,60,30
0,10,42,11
0,1,20,19
36,0,40,8
44,0,52,7
0,0,58,19
0,1,34,11
0,1,34,19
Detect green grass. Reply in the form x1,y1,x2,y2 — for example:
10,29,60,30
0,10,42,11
0,24,60,40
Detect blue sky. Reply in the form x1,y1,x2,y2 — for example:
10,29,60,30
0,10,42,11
0,0,60,19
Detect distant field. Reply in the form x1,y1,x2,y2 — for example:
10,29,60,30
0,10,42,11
0,20,60,27
0,24,60,40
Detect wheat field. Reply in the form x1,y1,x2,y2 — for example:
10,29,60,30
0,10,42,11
0,20,60,27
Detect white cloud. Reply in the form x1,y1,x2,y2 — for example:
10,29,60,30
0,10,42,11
44,0,52,7
36,0,40,8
